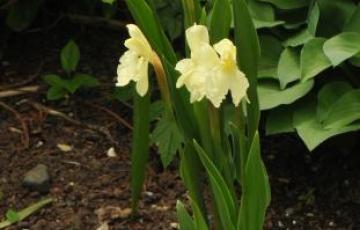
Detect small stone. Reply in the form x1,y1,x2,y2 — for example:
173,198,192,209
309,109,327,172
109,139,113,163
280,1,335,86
170,222,178,229
284,207,294,217
277,221,284,228
57,143,73,152
107,147,117,158
23,164,50,193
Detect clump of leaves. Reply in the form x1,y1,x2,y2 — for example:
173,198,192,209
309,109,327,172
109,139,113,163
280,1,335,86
43,40,99,100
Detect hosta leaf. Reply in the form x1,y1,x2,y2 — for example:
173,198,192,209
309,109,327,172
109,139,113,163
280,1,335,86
152,116,184,168
258,35,283,79
323,32,360,66
277,48,301,89
344,6,360,33
317,0,356,37
259,0,310,10
324,90,360,129
300,38,331,81
61,40,80,74
283,28,314,47
258,80,314,110
316,81,352,122
307,2,320,35
193,141,236,230
248,0,284,29
266,105,295,135
294,100,360,151
237,132,270,230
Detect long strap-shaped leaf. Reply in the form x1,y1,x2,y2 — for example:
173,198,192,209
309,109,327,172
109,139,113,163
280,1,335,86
237,132,271,230
233,0,261,139
193,140,237,230
131,92,151,212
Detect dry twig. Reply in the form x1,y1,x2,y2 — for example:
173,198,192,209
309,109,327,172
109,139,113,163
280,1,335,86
83,102,133,130
0,101,29,149
0,85,40,98
26,100,119,146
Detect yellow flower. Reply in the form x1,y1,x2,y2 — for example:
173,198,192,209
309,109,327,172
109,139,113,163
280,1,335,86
116,24,153,96
175,24,249,107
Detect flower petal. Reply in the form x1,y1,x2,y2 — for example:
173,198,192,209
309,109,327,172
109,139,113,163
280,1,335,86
186,24,210,51
135,57,149,96
229,70,249,106
213,39,237,60
191,44,219,68
116,51,138,86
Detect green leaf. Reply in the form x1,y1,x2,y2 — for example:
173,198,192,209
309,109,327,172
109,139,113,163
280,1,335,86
209,0,232,43
42,74,64,87
317,0,356,37
193,141,236,230
113,85,133,102
259,0,310,10
323,90,360,129
277,48,301,89
316,81,352,122
46,86,67,100
66,73,99,94
101,0,116,4
131,92,151,212
344,6,360,33
237,132,270,230
294,100,360,151
248,0,284,29
6,0,42,31
176,201,196,230
0,198,52,229
266,105,295,135
323,32,360,66
191,198,209,230
307,2,320,35
258,35,283,79
152,115,184,168
233,0,261,138
5,209,20,223
300,38,331,81
61,40,80,74
284,28,314,47
258,80,314,110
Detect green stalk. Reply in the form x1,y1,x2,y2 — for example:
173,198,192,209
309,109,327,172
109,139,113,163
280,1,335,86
131,90,151,213
0,198,53,229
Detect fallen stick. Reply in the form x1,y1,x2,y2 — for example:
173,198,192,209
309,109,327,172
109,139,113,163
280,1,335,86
27,101,119,146
0,85,40,98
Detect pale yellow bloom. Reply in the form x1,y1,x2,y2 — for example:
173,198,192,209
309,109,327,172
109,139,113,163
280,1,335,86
175,24,249,107
116,24,153,96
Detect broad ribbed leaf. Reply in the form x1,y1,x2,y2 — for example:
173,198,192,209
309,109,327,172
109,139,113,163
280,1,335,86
316,81,352,122
277,48,301,89
324,90,360,129
258,36,283,79
344,6,360,33
258,80,314,110
248,0,284,29
300,38,331,81
131,92,151,212
266,105,295,135
193,141,236,230
237,132,270,230
323,32,360,66
294,100,360,151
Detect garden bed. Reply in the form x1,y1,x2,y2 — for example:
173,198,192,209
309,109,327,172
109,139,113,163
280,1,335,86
0,23,359,230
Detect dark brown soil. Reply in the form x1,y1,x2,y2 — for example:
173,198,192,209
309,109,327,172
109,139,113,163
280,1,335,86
0,22,359,230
